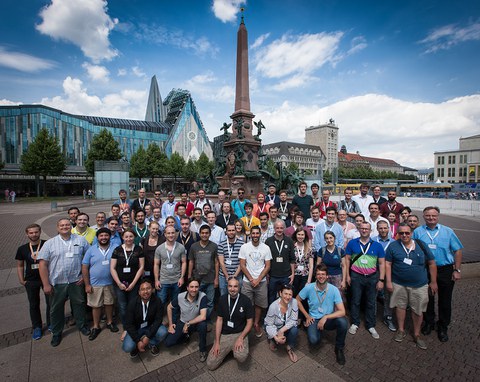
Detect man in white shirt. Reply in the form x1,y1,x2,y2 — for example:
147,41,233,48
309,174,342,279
306,206,322,235
206,211,226,245
352,183,374,217
366,203,390,238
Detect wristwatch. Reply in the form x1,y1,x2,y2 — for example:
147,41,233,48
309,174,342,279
379,279,385,282
454,269,461,273
186,321,190,327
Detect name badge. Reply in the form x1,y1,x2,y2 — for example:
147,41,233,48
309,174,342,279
123,267,131,273
428,244,437,250
166,264,174,269
227,321,234,328
403,258,413,265
73,246,80,255
318,307,324,313
297,265,304,272
140,321,148,329
281,216,286,220
65,252,74,258
225,259,232,265
276,257,283,263
31,264,39,270
102,260,109,266
360,258,368,264
144,271,151,276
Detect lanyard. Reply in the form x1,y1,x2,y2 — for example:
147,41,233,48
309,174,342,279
142,301,149,321
274,240,285,256
228,295,239,321
295,244,304,262
315,285,328,307
181,233,191,246
123,245,134,266
279,203,288,214
134,224,147,238
278,303,288,322
138,199,146,209
387,202,396,211
426,228,439,243
226,239,236,259
245,217,253,229
360,242,371,256
223,214,230,226
166,242,176,263
377,237,391,251
99,244,111,259
267,194,275,202
258,203,266,213
344,200,352,213
401,242,414,258
29,242,42,262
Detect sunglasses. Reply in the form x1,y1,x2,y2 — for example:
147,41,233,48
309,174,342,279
238,192,244,194
399,232,411,236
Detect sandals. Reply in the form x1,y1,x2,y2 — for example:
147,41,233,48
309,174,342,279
269,340,278,352
287,347,298,363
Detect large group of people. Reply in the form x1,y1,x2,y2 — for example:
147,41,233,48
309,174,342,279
15,182,463,369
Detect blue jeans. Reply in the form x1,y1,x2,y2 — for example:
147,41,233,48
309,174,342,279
272,326,298,348
218,274,243,296
307,317,348,349
122,325,168,352
350,271,378,328
165,320,207,352
157,282,180,305
114,285,139,327
268,275,291,305
200,282,215,320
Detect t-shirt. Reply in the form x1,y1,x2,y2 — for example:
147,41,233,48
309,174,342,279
345,238,385,276
298,282,343,320
292,194,314,219
189,241,218,284
111,245,144,284
218,237,244,277
82,244,114,286
172,291,207,323
15,240,47,282
265,235,295,278
155,242,186,284
238,241,272,281
386,240,434,288
216,293,253,334
319,246,345,276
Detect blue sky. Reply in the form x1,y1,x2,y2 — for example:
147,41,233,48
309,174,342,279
1,0,479,169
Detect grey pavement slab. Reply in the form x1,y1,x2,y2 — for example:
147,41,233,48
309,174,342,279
0,293,32,336
141,340,192,372
207,352,274,382
275,355,344,382
0,340,31,381
249,338,306,375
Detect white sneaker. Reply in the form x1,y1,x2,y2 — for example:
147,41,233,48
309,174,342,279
368,327,380,339
349,324,358,335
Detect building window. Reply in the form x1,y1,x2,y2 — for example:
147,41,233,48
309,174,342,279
452,168,455,177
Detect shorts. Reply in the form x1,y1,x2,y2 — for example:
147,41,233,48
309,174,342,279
242,280,268,308
87,285,115,308
390,283,428,315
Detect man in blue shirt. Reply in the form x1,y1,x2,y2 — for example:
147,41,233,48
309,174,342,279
231,187,250,218
297,263,347,365
314,207,344,253
413,206,463,342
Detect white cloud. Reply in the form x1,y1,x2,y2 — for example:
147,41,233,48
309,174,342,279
0,46,56,72
211,0,246,23
40,76,147,119
185,71,217,87
254,32,343,80
132,23,219,57
181,72,234,103
255,94,480,168
419,21,480,53
82,62,109,82
132,66,146,78
251,33,270,49
117,68,127,76
36,0,118,63
0,99,22,105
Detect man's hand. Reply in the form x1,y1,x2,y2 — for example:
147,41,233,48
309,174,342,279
214,277,219,288
177,277,184,288
304,314,314,327
76,278,84,286
210,342,220,357
155,280,162,290
44,284,53,295
429,281,438,295
452,271,461,282
251,278,259,288
85,285,93,294
288,274,294,285
386,281,393,293
118,283,127,291
168,324,176,334
317,316,327,330
182,323,189,334
376,281,384,291
234,337,244,352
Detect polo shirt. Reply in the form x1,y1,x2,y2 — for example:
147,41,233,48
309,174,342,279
298,282,342,320
172,291,207,323
365,216,389,237
71,226,96,245
217,293,253,334
265,235,295,278
372,235,394,251
313,221,344,252
413,224,463,266
386,240,434,287
82,244,114,286
345,238,385,276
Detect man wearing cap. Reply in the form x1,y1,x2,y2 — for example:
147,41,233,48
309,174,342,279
231,187,250,218
82,227,119,340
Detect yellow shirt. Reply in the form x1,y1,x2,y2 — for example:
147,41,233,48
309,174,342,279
71,227,96,245
240,216,260,235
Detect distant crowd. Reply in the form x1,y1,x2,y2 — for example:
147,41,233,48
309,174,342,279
16,182,463,368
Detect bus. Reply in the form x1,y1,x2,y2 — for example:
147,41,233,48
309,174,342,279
399,183,453,198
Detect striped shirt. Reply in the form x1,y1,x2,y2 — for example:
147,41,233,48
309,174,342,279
38,234,90,285
217,237,244,277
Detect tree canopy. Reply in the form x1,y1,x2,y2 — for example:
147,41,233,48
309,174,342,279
20,128,66,196
85,128,122,175
129,146,149,183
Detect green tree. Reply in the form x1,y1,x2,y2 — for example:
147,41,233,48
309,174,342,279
146,143,168,189
183,158,198,182
84,128,122,176
20,128,66,196
196,152,214,178
167,152,186,190
129,146,149,189
323,169,332,183
264,158,279,178
286,162,299,174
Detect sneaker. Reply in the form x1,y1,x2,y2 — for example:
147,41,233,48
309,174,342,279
130,349,139,358
394,330,406,342
348,324,358,335
48,325,53,333
200,351,207,362
383,316,397,332
32,327,42,340
150,345,160,356
415,336,427,350
106,322,119,333
368,327,380,339
51,334,62,347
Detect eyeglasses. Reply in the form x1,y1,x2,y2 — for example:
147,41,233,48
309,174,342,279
238,192,244,194
154,193,161,196
399,232,411,236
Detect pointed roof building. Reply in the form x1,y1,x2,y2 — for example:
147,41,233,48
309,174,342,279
145,75,166,123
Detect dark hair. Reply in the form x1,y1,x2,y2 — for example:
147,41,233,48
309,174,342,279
68,207,80,213
324,230,336,239
96,227,111,237
77,212,89,221
325,206,337,214
315,263,328,275
187,277,201,287
400,206,412,214
25,223,41,232
368,202,379,210
244,202,253,209
311,183,319,189
193,207,202,214
250,225,261,234
121,228,137,238
138,277,153,288
355,214,365,221
398,222,412,231
278,283,293,293
199,224,211,234
293,227,310,244
134,209,145,218
111,203,120,209
259,211,269,219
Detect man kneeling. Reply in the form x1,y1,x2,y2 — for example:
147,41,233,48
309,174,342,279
122,278,167,358
296,264,348,365
207,277,253,370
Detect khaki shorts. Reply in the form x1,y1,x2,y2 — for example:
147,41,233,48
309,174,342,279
390,283,428,315
242,280,268,308
87,285,115,308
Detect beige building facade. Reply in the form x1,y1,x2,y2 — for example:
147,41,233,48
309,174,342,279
305,120,339,172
